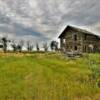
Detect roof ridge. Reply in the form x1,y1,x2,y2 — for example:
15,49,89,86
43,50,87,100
59,25,100,38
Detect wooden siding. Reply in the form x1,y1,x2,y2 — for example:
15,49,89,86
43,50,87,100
60,29,100,53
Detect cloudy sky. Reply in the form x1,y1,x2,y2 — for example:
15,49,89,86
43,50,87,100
0,0,100,45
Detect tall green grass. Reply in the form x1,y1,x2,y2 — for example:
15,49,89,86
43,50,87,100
0,53,99,100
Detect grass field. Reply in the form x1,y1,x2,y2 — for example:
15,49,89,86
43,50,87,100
0,52,100,100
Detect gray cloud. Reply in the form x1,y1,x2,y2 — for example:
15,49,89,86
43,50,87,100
0,0,100,44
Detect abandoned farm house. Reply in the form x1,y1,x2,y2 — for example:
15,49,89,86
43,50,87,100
59,25,100,53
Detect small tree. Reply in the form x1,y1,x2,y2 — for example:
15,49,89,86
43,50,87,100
27,41,33,52
17,40,24,52
29,45,33,52
50,41,58,51
43,43,49,52
36,43,40,51
11,40,17,52
2,37,10,53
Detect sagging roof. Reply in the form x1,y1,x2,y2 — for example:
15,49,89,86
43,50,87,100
58,25,100,38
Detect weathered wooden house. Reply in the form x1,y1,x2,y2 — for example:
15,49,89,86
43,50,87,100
59,25,100,53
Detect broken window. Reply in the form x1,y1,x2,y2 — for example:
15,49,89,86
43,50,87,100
63,39,66,44
74,46,77,50
84,34,87,40
74,34,77,41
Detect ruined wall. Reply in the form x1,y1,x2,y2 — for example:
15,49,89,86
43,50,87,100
60,30,83,53
82,34,100,53
60,29,100,53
